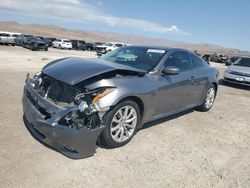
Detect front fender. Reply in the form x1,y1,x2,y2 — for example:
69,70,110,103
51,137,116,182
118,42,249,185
86,76,158,124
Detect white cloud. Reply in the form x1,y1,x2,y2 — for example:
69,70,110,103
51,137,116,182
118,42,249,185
0,0,190,35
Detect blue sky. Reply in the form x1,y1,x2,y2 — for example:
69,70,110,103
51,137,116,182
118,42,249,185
0,0,249,51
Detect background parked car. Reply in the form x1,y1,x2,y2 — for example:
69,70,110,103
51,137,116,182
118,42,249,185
202,54,211,63
15,34,33,46
44,37,57,47
210,53,220,62
224,56,250,86
0,32,18,46
225,56,239,66
218,54,228,63
71,40,86,50
96,42,126,56
85,42,96,51
52,39,72,49
22,36,48,51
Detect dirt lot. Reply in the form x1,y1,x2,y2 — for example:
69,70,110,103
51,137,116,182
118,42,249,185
0,46,249,188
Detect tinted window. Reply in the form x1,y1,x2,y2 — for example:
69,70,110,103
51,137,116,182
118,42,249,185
190,53,207,68
79,41,85,44
115,44,123,47
0,33,10,37
164,51,192,72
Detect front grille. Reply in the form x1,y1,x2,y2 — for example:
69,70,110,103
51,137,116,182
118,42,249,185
38,75,80,107
230,71,250,77
224,78,250,85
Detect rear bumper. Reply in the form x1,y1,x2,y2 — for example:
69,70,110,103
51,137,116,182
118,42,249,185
61,44,72,48
22,84,104,159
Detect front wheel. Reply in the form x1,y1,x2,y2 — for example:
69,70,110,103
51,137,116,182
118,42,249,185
196,84,216,112
101,100,141,148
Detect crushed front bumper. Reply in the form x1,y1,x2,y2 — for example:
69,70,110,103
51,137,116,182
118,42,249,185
22,83,105,159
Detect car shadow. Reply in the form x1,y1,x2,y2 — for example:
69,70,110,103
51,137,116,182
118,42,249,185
141,109,194,130
97,109,194,149
219,79,250,91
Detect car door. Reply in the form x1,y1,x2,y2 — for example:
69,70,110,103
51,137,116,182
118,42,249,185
189,53,210,104
154,51,196,117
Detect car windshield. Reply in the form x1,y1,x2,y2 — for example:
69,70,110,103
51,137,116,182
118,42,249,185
100,47,166,72
233,57,250,67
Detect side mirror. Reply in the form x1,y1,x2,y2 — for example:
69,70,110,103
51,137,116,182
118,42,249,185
162,66,180,75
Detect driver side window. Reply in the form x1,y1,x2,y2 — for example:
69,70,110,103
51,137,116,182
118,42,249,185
164,51,192,72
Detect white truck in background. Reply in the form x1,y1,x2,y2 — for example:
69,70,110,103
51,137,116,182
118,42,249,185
0,31,21,46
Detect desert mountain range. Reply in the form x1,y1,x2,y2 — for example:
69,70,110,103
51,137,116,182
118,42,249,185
0,21,249,55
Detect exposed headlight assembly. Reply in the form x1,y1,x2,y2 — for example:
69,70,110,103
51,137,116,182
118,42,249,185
92,87,116,103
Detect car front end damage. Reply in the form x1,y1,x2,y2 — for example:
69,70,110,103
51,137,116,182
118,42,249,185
22,72,112,159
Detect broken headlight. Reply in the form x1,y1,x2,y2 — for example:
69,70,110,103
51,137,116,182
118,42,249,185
91,87,116,104
27,72,42,89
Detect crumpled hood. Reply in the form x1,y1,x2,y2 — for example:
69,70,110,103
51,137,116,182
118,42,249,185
42,57,145,85
228,65,250,74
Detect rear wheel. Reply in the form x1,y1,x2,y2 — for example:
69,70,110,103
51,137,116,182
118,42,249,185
196,84,216,112
101,100,141,148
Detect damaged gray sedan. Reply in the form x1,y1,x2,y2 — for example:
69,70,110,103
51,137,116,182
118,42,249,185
22,46,219,158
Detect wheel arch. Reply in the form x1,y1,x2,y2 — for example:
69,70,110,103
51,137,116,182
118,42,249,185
115,96,144,118
212,82,218,96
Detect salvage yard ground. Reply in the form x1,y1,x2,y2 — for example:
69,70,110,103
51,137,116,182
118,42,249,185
0,46,249,188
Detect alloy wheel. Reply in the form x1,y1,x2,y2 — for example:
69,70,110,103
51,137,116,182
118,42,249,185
110,106,137,143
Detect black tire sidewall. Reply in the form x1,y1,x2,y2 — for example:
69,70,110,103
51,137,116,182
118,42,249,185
101,100,141,148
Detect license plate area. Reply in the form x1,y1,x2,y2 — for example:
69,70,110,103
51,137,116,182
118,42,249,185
235,77,244,82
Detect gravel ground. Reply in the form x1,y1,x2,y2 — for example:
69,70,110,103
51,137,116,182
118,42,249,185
0,46,249,188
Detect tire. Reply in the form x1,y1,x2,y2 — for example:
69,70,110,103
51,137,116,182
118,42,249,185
45,47,48,51
196,84,216,112
100,100,141,148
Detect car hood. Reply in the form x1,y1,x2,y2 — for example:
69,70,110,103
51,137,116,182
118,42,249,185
42,57,145,85
228,65,250,74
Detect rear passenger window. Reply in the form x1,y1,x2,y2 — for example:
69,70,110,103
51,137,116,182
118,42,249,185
190,53,207,68
164,51,192,72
